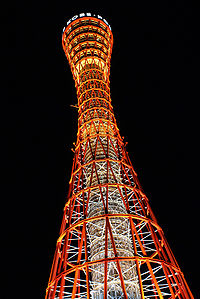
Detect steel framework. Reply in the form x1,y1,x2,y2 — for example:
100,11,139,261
45,14,194,299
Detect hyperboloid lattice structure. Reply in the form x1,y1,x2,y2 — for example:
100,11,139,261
45,13,194,299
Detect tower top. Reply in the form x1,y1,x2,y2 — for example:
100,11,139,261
62,12,113,81
62,12,112,35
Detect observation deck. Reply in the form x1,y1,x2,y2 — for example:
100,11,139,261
62,13,113,82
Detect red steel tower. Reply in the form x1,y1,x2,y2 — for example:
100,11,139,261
45,13,193,299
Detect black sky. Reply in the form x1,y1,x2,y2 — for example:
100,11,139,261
3,0,199,298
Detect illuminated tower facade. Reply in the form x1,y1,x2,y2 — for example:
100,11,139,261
45,13,193,299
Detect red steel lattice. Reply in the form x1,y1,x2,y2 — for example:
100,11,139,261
45,14,194,299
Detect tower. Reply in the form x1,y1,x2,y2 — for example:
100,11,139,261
45,13,193,299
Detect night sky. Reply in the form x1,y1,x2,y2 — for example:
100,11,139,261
4,0,199,298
